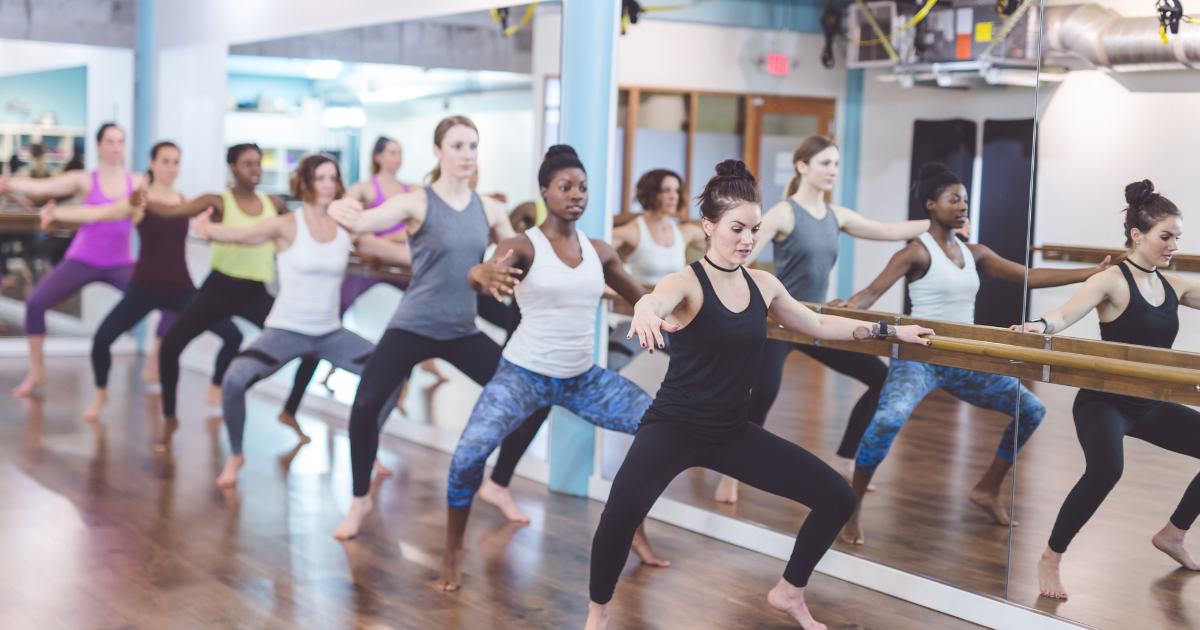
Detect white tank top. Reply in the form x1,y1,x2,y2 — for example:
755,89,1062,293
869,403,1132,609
908,232,979,325
624,215,686,284
264,207,352,335
503,226,606,378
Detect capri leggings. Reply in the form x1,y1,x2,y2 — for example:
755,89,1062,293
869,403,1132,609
348,327,541,497
221,327,393,454
855,359,1047,473
447,358,648,508
25,258,132,335
747,340,889,459
1047,391,1200,553
158,270,316,418
589,420,857,604
92,281,242,388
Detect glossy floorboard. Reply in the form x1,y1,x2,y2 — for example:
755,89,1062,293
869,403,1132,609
0,356,982,630
608,349,1017,598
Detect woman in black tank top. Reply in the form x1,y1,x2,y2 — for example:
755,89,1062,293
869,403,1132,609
586,161,932,630
1013,180,1200,600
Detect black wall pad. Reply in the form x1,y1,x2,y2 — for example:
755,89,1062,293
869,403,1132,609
906,119,977,315
977,118,1036,328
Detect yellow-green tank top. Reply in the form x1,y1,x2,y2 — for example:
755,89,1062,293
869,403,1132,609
209,190,278,283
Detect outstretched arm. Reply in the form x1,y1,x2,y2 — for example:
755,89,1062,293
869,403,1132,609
832,243,923,310
755,270,932,344
481,196,516,243
352,234,411,268
834,206,930,241
1011,271,1118,335
147,193,224,219
330,190,418,234
192,208,285,246
745,201,791,266
972,243,1110,288
43,197,139,225
0,170,89,199
595,239,647,305
628,272,690,352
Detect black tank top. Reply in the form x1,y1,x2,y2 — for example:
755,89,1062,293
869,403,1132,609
642,261,768,441
1079,262,1180,414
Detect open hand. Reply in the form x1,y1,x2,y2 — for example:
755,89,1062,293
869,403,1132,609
329,198,364,230
191,208,214,240
128,184,147,210
38,201,57,230
1093,255,1112,274
827,298,850,308
1009,321,1047,334
628,308,681,354
471,249,523,301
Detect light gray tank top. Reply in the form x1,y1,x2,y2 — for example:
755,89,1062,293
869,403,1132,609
772,199,841,303
387,186,491,340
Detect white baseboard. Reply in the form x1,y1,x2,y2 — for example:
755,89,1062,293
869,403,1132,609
0,296,87,336
0,335,139,357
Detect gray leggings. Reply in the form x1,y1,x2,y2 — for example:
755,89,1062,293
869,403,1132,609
221,327,399,454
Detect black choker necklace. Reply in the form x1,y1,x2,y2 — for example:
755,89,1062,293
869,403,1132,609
1126,259,1156,274
703,255,741,273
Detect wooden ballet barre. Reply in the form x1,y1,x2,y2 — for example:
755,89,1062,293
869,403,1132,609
1033,244,1200,274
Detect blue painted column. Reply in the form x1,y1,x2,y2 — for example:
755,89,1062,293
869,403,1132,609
135,0,155,171
548,0,622,496
837,68,865,299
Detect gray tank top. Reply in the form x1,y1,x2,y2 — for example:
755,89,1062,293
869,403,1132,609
772,199,841,303
387,186,491,340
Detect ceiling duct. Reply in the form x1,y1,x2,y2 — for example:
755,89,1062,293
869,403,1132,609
1044,4,1200,70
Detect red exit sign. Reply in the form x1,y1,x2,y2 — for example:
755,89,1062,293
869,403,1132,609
766,53,789,76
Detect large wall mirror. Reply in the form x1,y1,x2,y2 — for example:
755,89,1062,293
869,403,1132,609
1009,1,1200,627
593,0,1044,606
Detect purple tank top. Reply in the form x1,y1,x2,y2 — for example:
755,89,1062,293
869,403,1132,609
64,171,136,269
371,176,410,237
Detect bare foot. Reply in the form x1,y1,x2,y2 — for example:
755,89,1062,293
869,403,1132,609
12,370,45,397
714,475,739,504
840,510,865,545
632,523,670,567
767,578,827,630
969,488,1015,526
155,416,180,452
373,458,393,477
435,547,465,591
1038,548,1068,599
276,412,311,444
333,495,373,540
205,384,222,407
478,478,530,523
584,602,609,630
216,453,245,488
83,389,107,422
1152,522,1200,570
420,359,449,384
142,361,159,384
830,455,875,491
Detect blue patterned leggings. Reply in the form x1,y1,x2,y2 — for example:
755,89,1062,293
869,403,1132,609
856,359,1046,472
447,358,651,508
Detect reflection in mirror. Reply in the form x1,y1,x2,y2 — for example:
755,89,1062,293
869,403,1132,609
221,9,552,471
590,0,1057,601
1009,5,1200,625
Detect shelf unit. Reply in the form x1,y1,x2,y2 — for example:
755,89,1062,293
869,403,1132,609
0,123,87,171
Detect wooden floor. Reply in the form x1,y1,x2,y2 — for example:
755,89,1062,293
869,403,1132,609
0,356,983,630
1010,380,1200,630
610,349,1017,599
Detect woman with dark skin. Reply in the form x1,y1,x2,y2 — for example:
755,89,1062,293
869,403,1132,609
145,144,318,451
831,163,1109,545
435,146,668,591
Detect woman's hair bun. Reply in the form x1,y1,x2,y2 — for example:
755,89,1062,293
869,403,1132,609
545,144,579,159
1125,179,1155,207
715,159,755,184
918,162,951,181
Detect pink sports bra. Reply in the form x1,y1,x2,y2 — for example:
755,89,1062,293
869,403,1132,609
370,176,410,237
64,171,136,269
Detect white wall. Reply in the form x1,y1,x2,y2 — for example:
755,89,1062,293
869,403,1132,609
855,71,1040,313
361,90,538,210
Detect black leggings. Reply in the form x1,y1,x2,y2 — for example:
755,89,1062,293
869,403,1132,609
92,282,242,388
158,271,316,418
589,421,856,604
348,327,540,496
746,340,888,459
1047,392,1200,553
